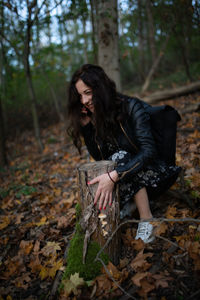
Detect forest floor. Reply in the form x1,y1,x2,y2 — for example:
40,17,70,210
0,93,200,300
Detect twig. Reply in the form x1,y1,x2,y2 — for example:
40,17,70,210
96,257,137,300
155,235,185,251
95,217,200,261
48,231,74,300
187,289,200,300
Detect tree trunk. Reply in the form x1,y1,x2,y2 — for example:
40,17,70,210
97,0,121,91
141,35,170,93
0,97,7,166
82,17,88,64
142,80,200,103
137,0,145,81
24,19,43,152
89,0,98,64
0,4,7,166
146,0,156,63
77,161,121,265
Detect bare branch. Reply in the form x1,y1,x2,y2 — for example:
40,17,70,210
95,217,200,261
0,32,21,58
96,257,137,300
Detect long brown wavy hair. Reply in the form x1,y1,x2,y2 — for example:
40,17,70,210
67,64,127,153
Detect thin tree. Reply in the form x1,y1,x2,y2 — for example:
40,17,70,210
97,0,121,91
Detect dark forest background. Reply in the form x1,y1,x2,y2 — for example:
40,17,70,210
0,0,200,163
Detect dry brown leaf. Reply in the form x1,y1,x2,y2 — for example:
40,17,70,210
165,205,177,219
102,261,122,281
12,273,31,289
33,240,40,253
130,250,153,271
152,273,173,288
35,216,49,226
95,274,112,296
138,278,155,297
0,216,10,230
131,238,145,251
41,241,61,256
119,257,129,269
57,215,73,229
15,213,24,224
28,255,41,273
19,240,34,255
154,222,168,236
131,272,149,287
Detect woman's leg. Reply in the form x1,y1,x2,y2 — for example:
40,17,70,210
134,187,153,220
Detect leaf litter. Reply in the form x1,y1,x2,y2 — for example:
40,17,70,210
0,93,200,299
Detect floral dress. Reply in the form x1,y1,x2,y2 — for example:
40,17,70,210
106,142,181,219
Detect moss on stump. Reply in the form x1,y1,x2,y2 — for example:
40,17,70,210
63,227,109,281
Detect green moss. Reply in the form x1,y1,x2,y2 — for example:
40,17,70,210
75,203,82,220
63,230,109,281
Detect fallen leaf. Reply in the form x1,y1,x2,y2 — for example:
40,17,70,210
33,240,40,253
138,278,155,297
0,216,10,230
35,216,49,226
131,239,145,251
103,261,121,281
165,205,177,219
95,274,112,295
130,250,153,271
28,255,41,273
62,272,85,296
12,273,31,289
131,272,149,287
57,216,72,229
119,257,129,269
41,241,61,256
154,222,168,236
19,240,33,255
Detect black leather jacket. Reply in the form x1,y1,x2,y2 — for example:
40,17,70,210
81,95,157,180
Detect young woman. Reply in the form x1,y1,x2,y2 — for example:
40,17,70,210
67,64,181,243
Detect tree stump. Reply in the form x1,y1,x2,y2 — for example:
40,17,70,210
77,161,121,265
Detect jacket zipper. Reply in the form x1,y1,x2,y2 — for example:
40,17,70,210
96,139,104,159
119,122,138,152
119,162,140,179
95,123,140,179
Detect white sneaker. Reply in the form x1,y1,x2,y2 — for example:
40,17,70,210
135,221,155,243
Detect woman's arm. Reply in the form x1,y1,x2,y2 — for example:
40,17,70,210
115,99,157,180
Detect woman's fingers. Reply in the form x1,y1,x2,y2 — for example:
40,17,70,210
102,193,109,210
108,193,112,207
98,192,105,210
88,176,99,185
94,188,101,205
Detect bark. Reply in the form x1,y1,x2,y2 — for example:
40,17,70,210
97,0,121,91
24,15,43,152
137,0,145,81
146,0,156,63
142,81,200,104
77,161,121,265
0,97,7,166
82,17,88,64
89,0,98,63
0,3,7,166
141,35,170,93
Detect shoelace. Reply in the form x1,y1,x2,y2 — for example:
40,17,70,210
137,223,150,235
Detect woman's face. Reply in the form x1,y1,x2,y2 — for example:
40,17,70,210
75,79,94,113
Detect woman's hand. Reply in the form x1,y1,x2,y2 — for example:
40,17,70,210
80,106,91,126
88,170,118,210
